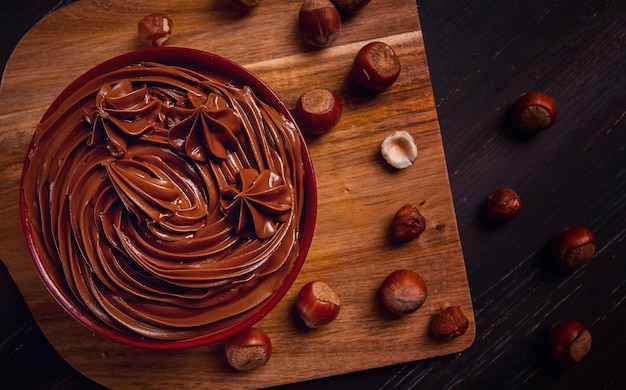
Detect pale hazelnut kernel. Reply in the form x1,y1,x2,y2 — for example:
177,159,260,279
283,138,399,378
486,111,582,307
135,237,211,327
381,130,417,169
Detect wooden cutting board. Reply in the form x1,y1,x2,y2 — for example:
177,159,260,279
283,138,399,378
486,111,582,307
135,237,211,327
0,0,475,388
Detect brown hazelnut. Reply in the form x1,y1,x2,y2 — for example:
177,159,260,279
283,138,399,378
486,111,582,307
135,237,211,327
293,88,342,135
549,320,592,364
430,305,469,340
379,269,427,316
330,0,371,13
295,281,341,328
486,188,522,222
299,0,342,48
351,41,401,91
226,0,261,10
552,226,596,269
138,13,173,47
513,91,557,132
390,204,426,243
224,327,272,371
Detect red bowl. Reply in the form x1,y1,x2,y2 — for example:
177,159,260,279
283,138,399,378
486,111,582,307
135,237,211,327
20,47,317,349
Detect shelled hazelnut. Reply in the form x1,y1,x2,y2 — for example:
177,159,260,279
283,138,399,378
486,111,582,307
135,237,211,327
296,281,341,328
299,0,342,47
549,320,592,364
430,305,469,340
224,327,272,371
380,131,418,169
486,188,522,222
379,269,427,316
390,204,426,243
513,91,557,133
138,13,173,47
552,226,596,269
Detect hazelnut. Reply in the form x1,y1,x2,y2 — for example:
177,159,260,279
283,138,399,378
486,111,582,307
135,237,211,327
430,305,469,340
486,188,522,222
390,204,426,243
513,91,557,132
138,13,173,47
552,226,596,269
330,0,371,13
351,41,401,91
379,269,427,316
298,0,342,48
226,0,261,10
224,327,272,371
293,88,342,135
549,320,592,364
296,281,341,328
380,130,418,169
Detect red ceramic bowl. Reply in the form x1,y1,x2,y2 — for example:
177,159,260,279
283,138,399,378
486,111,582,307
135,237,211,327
20,47,317,349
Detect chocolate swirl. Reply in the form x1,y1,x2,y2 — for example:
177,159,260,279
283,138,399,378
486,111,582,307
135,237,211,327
22,61,307,342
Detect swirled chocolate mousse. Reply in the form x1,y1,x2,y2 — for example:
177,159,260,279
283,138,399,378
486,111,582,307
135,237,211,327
22,61,308,342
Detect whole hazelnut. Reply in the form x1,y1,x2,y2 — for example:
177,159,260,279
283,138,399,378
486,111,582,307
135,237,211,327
299,0,342,48
513,91,557,132
351,41,401,91
296,281,341,328
224,327,272,371
330,0,371,13
138,13,173,47
486,188,522,222
552,226,596,269
390,204,426,243
293,87,342,135
430,305,469,340
379,269,427,316
549,320,592,364
226,0,261,10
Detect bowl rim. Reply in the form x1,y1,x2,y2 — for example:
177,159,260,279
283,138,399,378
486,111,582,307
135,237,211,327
19,46,317,350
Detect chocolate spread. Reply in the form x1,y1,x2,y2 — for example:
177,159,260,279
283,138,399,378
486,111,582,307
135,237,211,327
22,61,307,341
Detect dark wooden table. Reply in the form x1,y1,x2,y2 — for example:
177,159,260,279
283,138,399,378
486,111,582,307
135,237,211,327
1,0,624,388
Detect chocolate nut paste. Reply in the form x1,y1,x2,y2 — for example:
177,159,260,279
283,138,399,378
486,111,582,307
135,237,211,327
22,61,307,341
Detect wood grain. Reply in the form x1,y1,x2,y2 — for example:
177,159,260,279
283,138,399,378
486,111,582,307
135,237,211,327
0,0,474,388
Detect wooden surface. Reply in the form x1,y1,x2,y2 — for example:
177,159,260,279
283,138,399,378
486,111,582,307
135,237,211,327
2,0,625,389
0,0,475,388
